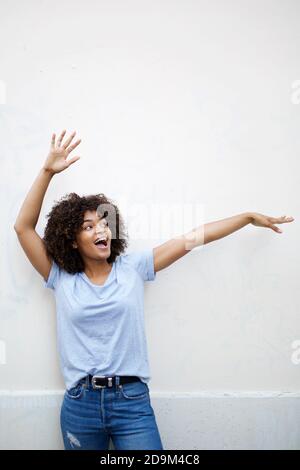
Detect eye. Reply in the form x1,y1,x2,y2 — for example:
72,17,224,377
84,221,108,230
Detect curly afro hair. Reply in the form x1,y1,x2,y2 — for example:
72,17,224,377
43,192,129,274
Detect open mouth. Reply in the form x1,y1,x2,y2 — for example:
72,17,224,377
94,238,108,248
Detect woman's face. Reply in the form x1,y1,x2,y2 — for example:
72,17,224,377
72,210,112,261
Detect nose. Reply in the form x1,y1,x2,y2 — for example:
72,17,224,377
96,222,107,235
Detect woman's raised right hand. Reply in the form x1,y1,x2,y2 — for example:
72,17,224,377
43,129,81,174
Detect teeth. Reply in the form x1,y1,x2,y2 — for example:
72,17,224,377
95,237,107,244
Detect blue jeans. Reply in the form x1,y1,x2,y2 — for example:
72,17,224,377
60,376,164,450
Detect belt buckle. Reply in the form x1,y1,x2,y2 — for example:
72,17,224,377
92,375,113,389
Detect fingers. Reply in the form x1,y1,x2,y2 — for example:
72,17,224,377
269,214,295,233
56,129,66,147
267,221,282,233
51,133,56,146
282,215,294,222
66,138,82,153
270,215,294,224
271,225,282,233
62,131,76,149
66,156,81,167
277,215,294,224
51,130,82,152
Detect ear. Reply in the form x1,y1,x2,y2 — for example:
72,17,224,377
72,241,78,249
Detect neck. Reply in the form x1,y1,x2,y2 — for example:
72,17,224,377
83,259,112,278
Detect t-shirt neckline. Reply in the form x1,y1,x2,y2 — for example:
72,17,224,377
80,262,115,288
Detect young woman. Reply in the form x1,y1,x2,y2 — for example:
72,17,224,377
14,129,294,450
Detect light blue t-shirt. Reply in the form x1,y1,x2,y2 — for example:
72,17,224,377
44,248,156,390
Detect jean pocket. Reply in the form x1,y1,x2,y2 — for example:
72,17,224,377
120,380,149,400
65,382,85,400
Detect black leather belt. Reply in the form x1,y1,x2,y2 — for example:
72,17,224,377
86,375,141,389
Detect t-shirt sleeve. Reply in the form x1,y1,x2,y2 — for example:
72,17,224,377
124,248,156,282
44,259,60,290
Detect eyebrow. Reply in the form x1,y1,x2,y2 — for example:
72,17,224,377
82,211,108,224
82,217,106,223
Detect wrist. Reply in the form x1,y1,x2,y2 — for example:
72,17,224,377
245,212,255,223
41,167,55,177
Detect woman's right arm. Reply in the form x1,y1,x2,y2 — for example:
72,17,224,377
14,129,81,282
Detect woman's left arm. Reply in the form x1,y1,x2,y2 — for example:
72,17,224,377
199,212,294,243
153,212,294,273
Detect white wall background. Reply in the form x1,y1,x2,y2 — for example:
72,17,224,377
1,0,299,449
